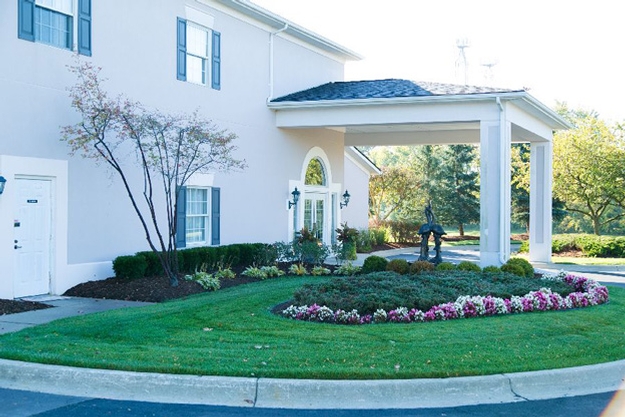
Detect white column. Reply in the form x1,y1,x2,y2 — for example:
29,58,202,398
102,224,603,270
529,142,553,263
479,120,511,267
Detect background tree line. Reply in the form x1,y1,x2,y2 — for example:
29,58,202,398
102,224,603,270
365,103,625,236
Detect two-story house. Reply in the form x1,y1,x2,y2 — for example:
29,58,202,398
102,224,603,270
0,0,568,299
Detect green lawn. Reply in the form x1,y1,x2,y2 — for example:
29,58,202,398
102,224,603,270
0,277,623,380
551,256,625,266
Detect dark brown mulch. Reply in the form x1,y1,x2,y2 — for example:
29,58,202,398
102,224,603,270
0,299,52,316
63,273,264,303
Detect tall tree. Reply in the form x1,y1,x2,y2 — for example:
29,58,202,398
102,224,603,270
430,145,480,235
510,143,566,232
553,104,625,235
369,166,423,225
61,61,246,286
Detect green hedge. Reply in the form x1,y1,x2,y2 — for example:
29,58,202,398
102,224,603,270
519,234,625,258
114,243,273,279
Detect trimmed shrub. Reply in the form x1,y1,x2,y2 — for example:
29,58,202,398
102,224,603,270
435,262,456,271
113,255,147,280
501,263,525,277
386,258,410,275
503,257,534,278
457,261,481,272
410,260,435,274
482,265,502,274
362,255,389,274
136,251,165,277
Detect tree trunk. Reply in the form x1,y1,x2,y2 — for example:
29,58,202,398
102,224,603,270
458,223,465,236
592,217,602,236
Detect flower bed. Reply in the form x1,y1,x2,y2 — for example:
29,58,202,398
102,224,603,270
281,272,609,325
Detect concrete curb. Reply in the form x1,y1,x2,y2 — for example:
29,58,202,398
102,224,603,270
0,358,623,409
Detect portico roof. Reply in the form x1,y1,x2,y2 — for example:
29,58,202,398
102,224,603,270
268,79,570,146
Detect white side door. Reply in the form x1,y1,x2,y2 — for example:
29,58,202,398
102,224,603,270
14,178,52,297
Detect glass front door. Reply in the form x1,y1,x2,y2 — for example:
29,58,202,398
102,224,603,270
303,194,326,241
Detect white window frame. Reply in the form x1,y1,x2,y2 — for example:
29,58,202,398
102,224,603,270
186,21,211,86
185,187,211,246
34,0,76,51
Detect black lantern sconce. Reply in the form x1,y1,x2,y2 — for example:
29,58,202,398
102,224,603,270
0,176,6,195
288,187,300,209
340,190,350,209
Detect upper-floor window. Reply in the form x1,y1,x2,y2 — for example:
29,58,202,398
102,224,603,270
18,0,92,56
177,18,221,90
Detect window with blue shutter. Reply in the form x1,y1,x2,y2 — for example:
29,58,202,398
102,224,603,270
18,0,92,55
211,188,221,245
176,186,187,249
177,186,220,247
77,0,92,56
177,18,221,89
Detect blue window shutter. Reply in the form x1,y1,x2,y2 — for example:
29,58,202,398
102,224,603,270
176,186,187,248
77,0,92,56
211,31,221,90
18,0,35,42
211,187,221,245
176,18,187,81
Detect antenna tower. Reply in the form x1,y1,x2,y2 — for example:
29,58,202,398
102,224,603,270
455,38,470,85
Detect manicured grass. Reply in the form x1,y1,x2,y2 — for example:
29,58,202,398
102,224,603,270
551,256,625,266
0,277,623,380
515,253,625,266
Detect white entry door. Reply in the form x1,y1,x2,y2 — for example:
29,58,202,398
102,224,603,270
14,178,52,297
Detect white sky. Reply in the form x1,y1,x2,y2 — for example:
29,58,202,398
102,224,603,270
252,0,625,122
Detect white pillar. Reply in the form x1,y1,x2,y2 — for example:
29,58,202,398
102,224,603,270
529,142,553,263
479,120,511,267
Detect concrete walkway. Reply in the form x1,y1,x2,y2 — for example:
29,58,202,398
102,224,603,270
0,249,624,410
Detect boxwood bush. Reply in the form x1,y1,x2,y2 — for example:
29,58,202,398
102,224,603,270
361,255,388,274
386,258,410,274
112,255,147,280
113,243,273,279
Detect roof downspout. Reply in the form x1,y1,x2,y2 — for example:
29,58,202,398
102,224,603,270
268,23,289,102
496,97,508,265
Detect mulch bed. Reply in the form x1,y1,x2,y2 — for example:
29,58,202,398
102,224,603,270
0,299,52,316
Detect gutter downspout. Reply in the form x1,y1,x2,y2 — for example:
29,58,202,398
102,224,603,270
268,23,289,102
496,97,508,265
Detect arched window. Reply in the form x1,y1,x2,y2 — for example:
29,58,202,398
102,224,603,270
304,158,326,186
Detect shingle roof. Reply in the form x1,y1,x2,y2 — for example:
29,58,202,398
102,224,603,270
271,79,524,103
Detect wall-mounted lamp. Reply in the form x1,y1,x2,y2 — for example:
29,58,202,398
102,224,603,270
0,176,6,195
340,190,350,209
288,187,300,209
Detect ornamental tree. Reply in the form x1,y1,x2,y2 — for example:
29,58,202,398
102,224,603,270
553,104,625,235
61,60,246,286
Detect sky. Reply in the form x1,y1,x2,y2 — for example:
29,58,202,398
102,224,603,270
252,0,625,123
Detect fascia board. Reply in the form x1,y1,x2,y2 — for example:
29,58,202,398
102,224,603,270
215,0,363,61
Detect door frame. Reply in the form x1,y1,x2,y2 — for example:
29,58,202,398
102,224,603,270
13,176,54,297
288,147,343,246
0,155,67,299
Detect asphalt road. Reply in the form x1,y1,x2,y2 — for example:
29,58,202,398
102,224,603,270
1,387,620,417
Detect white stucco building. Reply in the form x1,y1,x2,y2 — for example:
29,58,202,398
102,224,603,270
0,0,567,299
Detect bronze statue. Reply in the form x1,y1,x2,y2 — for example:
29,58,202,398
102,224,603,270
418,202,446,264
